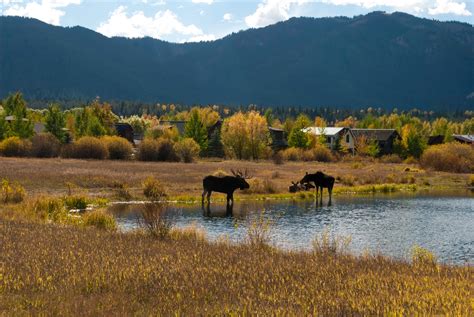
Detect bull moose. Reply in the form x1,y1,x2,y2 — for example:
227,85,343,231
300,171,335,204
202,169,250,207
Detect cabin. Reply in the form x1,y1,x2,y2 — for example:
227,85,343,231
269,127,288,151
428,135,444,146
114,123,134,143
159,120,187,135
453,134,474,144
302,127,355,153
350,129,401,155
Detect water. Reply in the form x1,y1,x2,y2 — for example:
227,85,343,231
109,193,474,264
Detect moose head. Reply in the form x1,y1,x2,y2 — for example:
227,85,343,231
231,169,251,190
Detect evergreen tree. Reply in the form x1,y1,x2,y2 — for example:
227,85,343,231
207,128,224,157
264,108,274,127
45,104,66,142
2,92,34,138
184,109,208,152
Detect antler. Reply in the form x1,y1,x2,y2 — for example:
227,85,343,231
231,168,252,179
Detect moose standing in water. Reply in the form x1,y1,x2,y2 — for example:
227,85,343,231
202,169,250,208
300,171,335,204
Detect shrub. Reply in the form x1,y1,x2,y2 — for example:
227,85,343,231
244,178,277,194
272,151,284,165
30,133,61,158
114,182,132,200
340,174,357,186
1,178,26,204
380,154,402,164
281,147,303,161
310,145,335,162
137,138,178,162
32,196,67,222
66,137,108,160
411,245,437,266
83,210,117,231
142,177,167,201
138,203,173,239
174,138,200,163
420,143,474,173
246,211,272,248
404,156,418,164
312,229,352,256
63,195,88,210
102,136,133,160
0,136,31,157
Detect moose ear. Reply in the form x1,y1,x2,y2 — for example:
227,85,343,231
305,172,308,175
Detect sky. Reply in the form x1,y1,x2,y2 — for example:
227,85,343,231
1,0,473,43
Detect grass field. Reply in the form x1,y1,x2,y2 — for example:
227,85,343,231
0,157,470,202
0,219,472,315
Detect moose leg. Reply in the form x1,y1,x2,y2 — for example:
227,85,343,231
202,190,207,205
328,185,333,205
206,191,212,204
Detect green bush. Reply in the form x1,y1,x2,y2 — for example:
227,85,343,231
66,137,108,160
1,178,26,204
0,136,31,157
142,177,167,201
63,195,88,210
83,210,117,231
137,138,178,162
174,138,200,163
30,133,61,158
102,136,133,160
420,143,474,173
33,196,67,222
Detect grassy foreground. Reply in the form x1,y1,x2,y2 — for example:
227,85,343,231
0,219,472,315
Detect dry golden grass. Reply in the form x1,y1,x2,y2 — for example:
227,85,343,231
0,157,470,200
0,219,471,315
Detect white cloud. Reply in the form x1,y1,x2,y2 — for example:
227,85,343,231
96,6,215,41
186,33,216,42
3,0,81,25
428,0,471,16
191,0,214,4
320,0,472,16
223,13,232,21
245,0,310,28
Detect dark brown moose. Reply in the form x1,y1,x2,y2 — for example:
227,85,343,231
288,181,315,193
202,169,250,207
300,171,335,204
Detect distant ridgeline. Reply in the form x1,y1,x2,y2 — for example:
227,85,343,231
0,12,473,111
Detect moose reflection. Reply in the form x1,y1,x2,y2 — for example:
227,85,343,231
300,171,335,205
202,169,251,210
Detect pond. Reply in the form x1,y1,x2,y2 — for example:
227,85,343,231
109,192,474,265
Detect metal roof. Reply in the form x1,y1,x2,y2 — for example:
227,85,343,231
302,127,346,136
453,134,474,143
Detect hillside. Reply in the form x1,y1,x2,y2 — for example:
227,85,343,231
0,12,473,110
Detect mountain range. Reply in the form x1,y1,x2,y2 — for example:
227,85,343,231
0,12,473,110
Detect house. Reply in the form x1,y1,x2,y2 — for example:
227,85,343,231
350,129,401,155
453,134,474,144
159,120,187,135
269,127,288,151
428,135,444,146
114,123,134,143
302,127,355,152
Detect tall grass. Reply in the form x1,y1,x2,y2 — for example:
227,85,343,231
0,220,471,315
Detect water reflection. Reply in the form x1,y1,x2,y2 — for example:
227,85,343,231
109,192,474,264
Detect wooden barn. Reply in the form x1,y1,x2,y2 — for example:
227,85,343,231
351,129,401,155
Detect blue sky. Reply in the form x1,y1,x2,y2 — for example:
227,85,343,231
1,0,473,42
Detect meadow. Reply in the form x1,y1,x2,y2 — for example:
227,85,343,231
0,156,470,202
